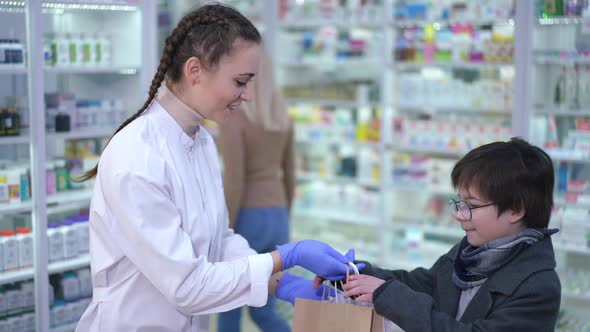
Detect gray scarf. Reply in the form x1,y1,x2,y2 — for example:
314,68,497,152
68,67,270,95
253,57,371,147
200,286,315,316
452,228,558,289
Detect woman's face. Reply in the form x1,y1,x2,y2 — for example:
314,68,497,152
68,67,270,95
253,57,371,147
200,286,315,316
186,39,260,123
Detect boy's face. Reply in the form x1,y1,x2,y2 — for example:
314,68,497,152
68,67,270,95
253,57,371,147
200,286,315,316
454,186,526,247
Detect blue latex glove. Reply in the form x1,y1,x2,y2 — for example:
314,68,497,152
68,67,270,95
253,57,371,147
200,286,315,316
343,249,366,275
277,240,350,280
276,272,335,304
311,249,366,289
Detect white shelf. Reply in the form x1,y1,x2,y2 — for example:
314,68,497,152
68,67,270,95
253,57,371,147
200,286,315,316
538,17,583,25
48,254,90,274
286,98,378,108
0,64,27,74
545,150,590,164
0,133,30,145
0,255,90,285
292,207,379,226
0,190,92,216
535,55,590,65
44,66,139,75
551,156,590,164
47,190,93,206
392,18,513,28
562,291,590,302
388,222,464,239
390,183,455,196
48,127,115,140
281,59,382,69
391,145,465,158
298,172,381,189
296,136,383,149
50,322,78,332
0,200,33,215
397,106,510,116
535,108,590,116
554,196,590,209
0,267,35,284
554,242,590,255
384,256,426,271
395,61,513,70
382,242,453,271
281,19,385,29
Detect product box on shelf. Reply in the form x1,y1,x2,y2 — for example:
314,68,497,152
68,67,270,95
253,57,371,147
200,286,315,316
48,268,92,329
0,164,30,205
45,32,112,68
0,39,25,65
45,92,77,133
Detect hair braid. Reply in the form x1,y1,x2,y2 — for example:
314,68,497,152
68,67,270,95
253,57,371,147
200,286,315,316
75,25,181,182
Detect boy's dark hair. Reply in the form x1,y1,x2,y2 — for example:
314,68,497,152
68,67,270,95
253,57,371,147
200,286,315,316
451,137,554,228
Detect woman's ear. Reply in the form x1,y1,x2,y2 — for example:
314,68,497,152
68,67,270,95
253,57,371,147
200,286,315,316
184,56,203,85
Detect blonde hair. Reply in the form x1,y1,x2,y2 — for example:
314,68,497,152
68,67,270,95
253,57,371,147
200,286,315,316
242,47,290,132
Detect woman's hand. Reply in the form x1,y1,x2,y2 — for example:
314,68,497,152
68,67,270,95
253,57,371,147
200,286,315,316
312,249,365,289
268,272,283,295
342,274,385,303
275,273,334,304
277,240,352,280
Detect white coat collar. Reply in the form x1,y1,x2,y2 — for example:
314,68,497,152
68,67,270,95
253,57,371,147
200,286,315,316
156,83,204,140
150,100,210,151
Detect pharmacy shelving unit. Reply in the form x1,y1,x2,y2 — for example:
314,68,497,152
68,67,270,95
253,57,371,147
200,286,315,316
389,0,516,264
263,0,491,265
264,0,590,324
524,0,590,321
0,1,157,331
264,0,393,266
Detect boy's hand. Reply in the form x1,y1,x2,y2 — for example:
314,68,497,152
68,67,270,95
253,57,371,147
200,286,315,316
342,274,385,303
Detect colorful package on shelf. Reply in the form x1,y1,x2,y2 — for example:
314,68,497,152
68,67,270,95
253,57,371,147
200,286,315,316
0,38,25,65
394,116,510,152
395,0,514,22
576,119,590,131
282,0,382,23
0,164,31,204
45,32,112,68
283,83,359,101
392,154,428,185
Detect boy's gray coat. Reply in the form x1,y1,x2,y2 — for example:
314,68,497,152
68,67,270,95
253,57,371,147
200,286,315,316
364,237,560,331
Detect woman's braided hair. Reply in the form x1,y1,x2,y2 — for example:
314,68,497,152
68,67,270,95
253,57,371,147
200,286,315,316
78,3,260,181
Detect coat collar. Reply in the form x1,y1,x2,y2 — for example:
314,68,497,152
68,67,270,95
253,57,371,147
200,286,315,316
455,237,556,322
148,100,210,152
156,84,204,140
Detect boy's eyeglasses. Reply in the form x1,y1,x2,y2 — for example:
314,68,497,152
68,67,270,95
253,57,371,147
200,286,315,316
449,199,495,221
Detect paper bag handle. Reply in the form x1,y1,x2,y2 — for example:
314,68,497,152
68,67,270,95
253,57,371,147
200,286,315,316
345,261,360,283
321,262,360,303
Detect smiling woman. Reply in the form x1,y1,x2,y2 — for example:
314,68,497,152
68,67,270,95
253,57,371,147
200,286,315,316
165,38,260,123
71,4,355,332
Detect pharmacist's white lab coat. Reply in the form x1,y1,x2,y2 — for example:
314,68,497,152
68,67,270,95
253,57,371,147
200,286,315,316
75,101,273,332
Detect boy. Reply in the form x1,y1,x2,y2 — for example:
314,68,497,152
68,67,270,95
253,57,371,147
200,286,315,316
276,138,561,331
